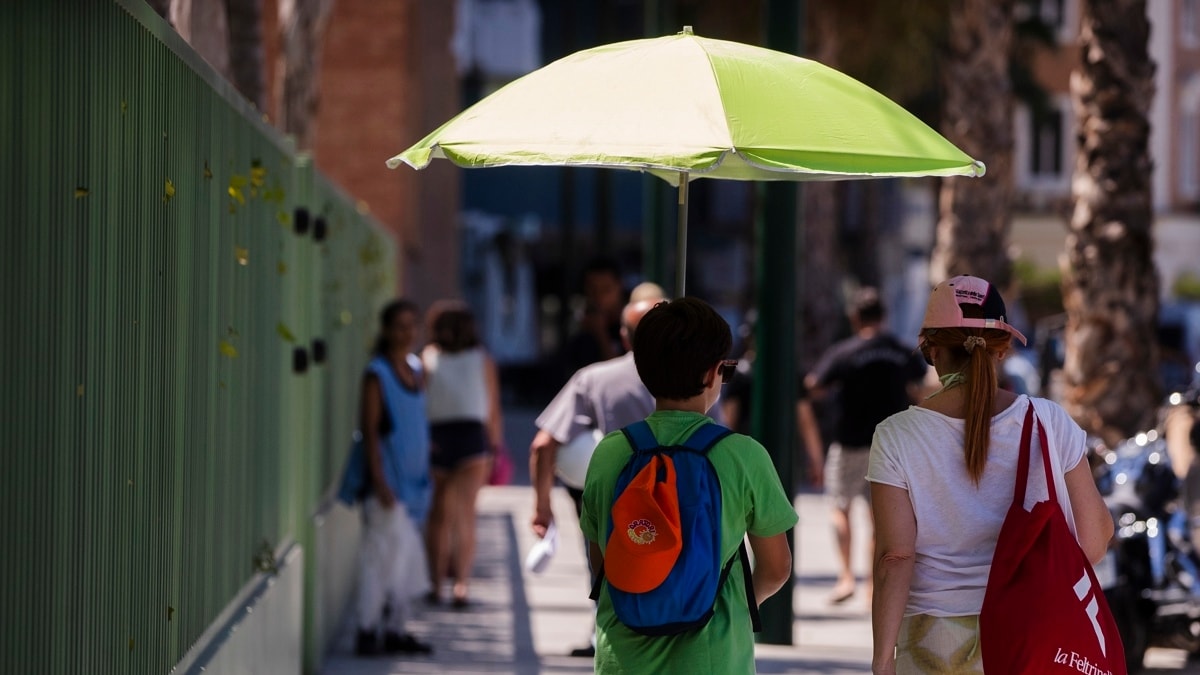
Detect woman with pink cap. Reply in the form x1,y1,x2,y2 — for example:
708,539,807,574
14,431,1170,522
867,276,1113,674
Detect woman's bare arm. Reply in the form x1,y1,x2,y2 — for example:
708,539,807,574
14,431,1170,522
1064,460,1114,564
871,482,916,675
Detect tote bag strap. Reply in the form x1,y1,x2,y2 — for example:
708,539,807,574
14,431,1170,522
1013,400,1057,505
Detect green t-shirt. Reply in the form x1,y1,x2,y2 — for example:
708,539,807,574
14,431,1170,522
580,410,799,674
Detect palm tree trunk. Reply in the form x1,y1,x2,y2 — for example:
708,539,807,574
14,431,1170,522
169,0,230,78
275,0,335,150
1063,0,1159,444
224,0,265,111
797,3,846,371
146,0,170,21
931,0,1015,288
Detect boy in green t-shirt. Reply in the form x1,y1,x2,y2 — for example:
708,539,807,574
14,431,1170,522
580,297,798,674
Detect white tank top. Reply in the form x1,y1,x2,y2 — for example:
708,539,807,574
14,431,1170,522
422,346,489,423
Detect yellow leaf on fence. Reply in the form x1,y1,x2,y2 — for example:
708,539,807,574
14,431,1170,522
235,247,249,266
219,340,239,358
75,187,89,199
277,260,287,275
163,178,176,203
276,322,296,343
228,174,248,206
250,162,267,187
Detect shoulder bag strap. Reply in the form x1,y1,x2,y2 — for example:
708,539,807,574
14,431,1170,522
1014,400,1058,504
1014,403,1036,505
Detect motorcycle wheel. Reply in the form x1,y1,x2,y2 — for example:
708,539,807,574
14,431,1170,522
1105,585,1149,674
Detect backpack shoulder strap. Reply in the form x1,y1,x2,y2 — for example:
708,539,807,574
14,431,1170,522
621,420,659,454
681,423,732,453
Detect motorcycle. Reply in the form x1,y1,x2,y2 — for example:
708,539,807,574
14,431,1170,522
1097,373,1200,673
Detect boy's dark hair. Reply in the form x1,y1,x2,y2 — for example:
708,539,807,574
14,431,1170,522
851,287,885,324
427,299,481,353
632,298,732,400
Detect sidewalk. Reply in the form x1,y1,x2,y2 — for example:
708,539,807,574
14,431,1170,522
320,486,873,675
318,406,1199,674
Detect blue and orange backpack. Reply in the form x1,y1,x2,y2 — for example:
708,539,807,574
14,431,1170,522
590,420,761,636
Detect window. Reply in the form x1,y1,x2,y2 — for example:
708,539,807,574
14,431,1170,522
1030,108,1064,177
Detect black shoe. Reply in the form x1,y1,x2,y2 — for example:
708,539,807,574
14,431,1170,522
569,644,595,658
384,631,433,655
355,629,382,657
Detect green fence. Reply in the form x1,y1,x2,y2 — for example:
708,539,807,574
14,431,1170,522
0,1,398,672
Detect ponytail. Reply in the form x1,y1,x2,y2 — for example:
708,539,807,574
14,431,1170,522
921,327,1012,485
961,332,1000,484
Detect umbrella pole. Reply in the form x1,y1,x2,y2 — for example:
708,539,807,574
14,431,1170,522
676,172,689,297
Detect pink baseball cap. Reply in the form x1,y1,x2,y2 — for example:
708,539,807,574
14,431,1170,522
921,275,1027,345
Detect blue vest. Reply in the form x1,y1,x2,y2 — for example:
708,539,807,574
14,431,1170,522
337,355,432,524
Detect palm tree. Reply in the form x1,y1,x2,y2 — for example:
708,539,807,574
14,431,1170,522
1062,0,1159,444
931,0,1016,287
225,0,265,111
796,4,849,370
276,0,336,150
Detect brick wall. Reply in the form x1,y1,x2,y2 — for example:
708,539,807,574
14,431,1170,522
264,0,463,309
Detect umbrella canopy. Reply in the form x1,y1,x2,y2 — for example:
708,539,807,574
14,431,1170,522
389,27,983,292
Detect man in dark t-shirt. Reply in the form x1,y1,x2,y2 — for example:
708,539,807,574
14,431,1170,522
805,287,927,605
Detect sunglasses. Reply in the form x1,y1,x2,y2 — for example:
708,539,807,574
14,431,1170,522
718,359,738,384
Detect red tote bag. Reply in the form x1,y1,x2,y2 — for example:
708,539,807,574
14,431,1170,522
980,403,1124,674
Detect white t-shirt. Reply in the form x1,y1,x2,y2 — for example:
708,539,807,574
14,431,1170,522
867,395,1087,617
422,346,489,423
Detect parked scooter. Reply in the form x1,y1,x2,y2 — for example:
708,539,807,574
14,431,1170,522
1097,372,1200,673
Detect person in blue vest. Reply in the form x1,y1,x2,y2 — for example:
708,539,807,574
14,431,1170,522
337,299,434,657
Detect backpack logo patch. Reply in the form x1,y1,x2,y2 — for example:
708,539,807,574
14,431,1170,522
627,518,658,545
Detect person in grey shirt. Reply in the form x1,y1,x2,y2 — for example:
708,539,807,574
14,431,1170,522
530,291,663,539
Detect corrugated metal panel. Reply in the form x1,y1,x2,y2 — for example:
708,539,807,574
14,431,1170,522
0,1,399,672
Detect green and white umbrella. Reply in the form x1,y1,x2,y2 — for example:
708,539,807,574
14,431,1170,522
390,27,983,294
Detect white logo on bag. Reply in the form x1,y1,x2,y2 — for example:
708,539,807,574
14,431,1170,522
1073,572,1107,656
1053,647,1112,675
